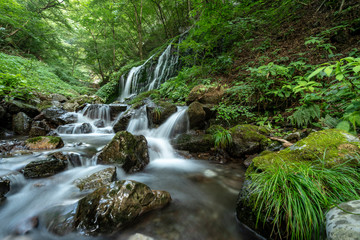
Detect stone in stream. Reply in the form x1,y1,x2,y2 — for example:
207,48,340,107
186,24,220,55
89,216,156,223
74,167,117,191
113,108,136,132
326,200,360,240
73,180,171,234
187,101,206,129
23,152,68,178
171,131,214,153
0,179,10,202
29,120,51,137
12,112,32,135
97,131,149,173
25,136,64,150
6,100,40,118
146,101,177,126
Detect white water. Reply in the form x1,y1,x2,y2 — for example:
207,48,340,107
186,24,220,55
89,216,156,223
118,40,181,102
0,102,261,240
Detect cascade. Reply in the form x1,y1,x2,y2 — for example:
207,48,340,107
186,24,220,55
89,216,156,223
118,38,182,102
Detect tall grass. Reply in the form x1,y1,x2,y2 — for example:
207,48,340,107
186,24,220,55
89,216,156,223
213,129,233,150
247,156,360,239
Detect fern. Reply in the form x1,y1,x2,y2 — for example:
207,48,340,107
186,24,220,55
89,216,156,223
213,129,233,150
289,104,321,128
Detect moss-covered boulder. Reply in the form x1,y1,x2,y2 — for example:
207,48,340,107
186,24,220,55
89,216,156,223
12,112,32,135
250,129,360,170
6,100,40,118
74,167,116,191
171,132,214,153
147,101,177,126
73,180,171,234
187,101,206,129
23,152,68,178
186,85,225,105
227,124,269,158
25,136,64,150
97,131,149,173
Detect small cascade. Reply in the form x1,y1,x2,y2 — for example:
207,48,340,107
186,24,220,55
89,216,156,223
154,106,189,139
56,104,127,134
118,38,183,102
126,106,149,134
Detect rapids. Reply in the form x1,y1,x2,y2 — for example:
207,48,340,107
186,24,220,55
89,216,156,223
0,104,263,240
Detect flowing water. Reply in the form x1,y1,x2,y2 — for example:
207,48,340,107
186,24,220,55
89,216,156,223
0,104,263,240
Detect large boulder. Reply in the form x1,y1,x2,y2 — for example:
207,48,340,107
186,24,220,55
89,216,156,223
29,120,51,137
108,104,128,121
187,101,206,129
23,152,68,178
186,85,225,105
227,124,269,158
12,112,32,135
147,101,177,126
50,93,68,103
25,136,64,150
73,180,171,234
97,131,149,173
113,109,135,132
171,132,214,153
34,107,69,127
251,129,360,169
74,167,116,191
326,200,360,240
6,100,40,118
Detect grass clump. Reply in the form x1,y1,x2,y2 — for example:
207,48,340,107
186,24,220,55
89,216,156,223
246,156,360,239
212,128,232,150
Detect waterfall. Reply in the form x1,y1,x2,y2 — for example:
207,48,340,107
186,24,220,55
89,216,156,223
126,106,189,160
56,104,127,134
118,39,182,102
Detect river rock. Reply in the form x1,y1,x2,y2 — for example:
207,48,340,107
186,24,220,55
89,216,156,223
73,180,171,234
147,101,177,126
94,119,105,128
12,112,32,135
35,107,67,126
0,179,10,202
127,233,154,240
97,131,149,173
25,136,64,150
109,104,128,121
113,108,135,132
227,124,269,158
0,140,26,156
74,167,116,191
6,100,40,118
326,200,360,240
172,132,214,153
23,152,68,178
67,152,82,167
187,101,206,129
186,84,225,105
29,120,51,137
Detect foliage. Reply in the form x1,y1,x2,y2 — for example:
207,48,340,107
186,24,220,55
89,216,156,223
247,157,360,239
0,52,89,99
213,128,232,150
288,104,321,128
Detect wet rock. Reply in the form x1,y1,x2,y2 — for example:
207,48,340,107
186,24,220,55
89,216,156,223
78,123,92,133
0,171,24,193
25,136,64,150
172,132,214,153
60,112,78,124
187,101,206,129
29,120,51,137
6,100,40,118
12,112,32,135
63,102,79,112
23,152,68,178
63,95,104,112
94,119,105,128
74,180,171,234
326,200,360,240
74,167,116,191
186,84,225,105
227,124,269,158
285,132,301,143
0,140,26,156
35,107,67,126
113,109,135,132
109,104,128,121
147,101,177,126
97,131,149,173
0,105,6,120
15,216,39,235
50,93,68,103
67,152,81,167
0,179,10,202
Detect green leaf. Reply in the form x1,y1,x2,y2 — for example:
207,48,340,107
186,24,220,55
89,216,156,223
336,120,351,132
336,74,344,81
307,67,325,80
324,66,333,77
353,65,360,73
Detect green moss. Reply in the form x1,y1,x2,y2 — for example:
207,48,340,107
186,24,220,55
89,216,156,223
250,129,360,172
26,136,43,144
206,125,225,134
48,136,61,144
129,90,158,105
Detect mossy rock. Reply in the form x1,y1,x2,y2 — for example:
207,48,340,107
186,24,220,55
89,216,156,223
73,180,171,234
23,152,68,178
97,131,149,173
187,101,206,129
186,84,225,105
227,124,270,158
249,129,360,172
205,125,225,134
147,101,177,126
113,108,135,132
25,136,64,150
74,167,117,191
